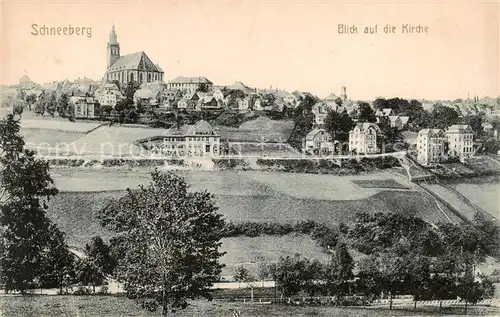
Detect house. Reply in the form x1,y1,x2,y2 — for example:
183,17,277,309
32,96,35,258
166,76,213,93
445,125,474,162
150,120,220,157
198,96,221,111
237,97,251,113
482,122,493,131
133,88,159,106
73,96,96,118
177,92,199,111
312,102,333,126
95,83,124,108
302,129,335,155
348,122,381,154
417,129,446,165
213,88,231,102
158,89,182,110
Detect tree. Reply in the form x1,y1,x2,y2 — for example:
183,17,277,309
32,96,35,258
257,261,270,287
44,92,57,118
274,254,308,297
57,93,70,118
324,242,354,302
85,236,116,276
324,109,354,143
429,104,460,129
76,258,105,293
99,170,226,315
233,265,251,288
456,272,495,314
358,103,376,123
25,94,37,111
41,223,75,293
0,114,69,293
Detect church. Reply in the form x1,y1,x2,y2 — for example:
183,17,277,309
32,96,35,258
104,25,164,85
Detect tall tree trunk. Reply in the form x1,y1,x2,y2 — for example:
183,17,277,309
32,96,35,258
464,300,467,315
389,293,393,310
439,300,442,312
414,299,417,310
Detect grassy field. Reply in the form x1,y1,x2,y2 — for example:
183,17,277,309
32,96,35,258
22,129,87,148
216,117,294,142
2,295,498,317
446,176,500,218
220,234,329,276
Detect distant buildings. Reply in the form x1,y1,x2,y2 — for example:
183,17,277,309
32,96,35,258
417,128,446,165
348,122,381,154
302,128,335,155
72,96,96,118
166,76,213,93
416,124,475,165
446,125,474,160
148,120,220,157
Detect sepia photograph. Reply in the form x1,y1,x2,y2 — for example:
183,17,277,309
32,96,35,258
0,0,499,316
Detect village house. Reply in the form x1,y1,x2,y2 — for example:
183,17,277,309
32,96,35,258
73,96,96,118
416,128,446,165
212,88,231,102
237,97,251,113
303,129,335,155
348,122,381,154
312,102,334,126
96,83,124,108
166,76,213,93
177,92,199,111
446,124,474,162
158,89,182,111
149,120,220,157
389,115,410,130
133,88,159,106
375,108,394,122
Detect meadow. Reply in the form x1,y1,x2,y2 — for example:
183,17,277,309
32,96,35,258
46,168,459,257
2,295,498,317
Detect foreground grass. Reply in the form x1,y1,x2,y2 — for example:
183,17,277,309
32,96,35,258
2,295,498,317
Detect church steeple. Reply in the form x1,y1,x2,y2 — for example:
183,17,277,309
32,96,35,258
107,24,120,69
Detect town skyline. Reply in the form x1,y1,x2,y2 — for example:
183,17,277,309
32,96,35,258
2,0,498,100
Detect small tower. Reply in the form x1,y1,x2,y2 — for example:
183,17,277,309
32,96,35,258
340,85,347,101
107,24,120,69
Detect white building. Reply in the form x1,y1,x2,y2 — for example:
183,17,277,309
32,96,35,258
446,125,474,162
303,129,335,155
417,128,446,165
95,83,123,108
348,122,381,154
148,120,220,157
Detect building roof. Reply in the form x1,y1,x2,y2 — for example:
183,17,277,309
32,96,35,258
446,124,473,134
382,108,393,116
305,128,328,141
134,88,158,100
108,51,163,72
418,128,444,136
226,81,254,92
352,122,381,134
165,120,219,137
399,116,409,124
168,76,213,84
323,93,339,101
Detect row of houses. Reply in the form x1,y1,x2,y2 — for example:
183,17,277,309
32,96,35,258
417,124,474,165
303,122,381,155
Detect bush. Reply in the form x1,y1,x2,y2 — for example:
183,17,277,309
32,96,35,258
72,286,92,295
139,299,159,312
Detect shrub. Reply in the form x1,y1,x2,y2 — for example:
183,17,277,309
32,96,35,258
72,286,92,295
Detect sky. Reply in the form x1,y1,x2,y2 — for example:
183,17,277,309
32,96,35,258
1,0,499,100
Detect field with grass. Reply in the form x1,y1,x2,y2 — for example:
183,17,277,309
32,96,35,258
2,295,498,317
216,117,294,142
446,176,500,218
230,142,301,157
22,129,87,148
46,168,455,253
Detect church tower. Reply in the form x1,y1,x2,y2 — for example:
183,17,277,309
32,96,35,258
107,24,120,68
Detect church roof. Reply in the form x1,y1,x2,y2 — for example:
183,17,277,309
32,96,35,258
108,51,163,72
168,76,213,84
